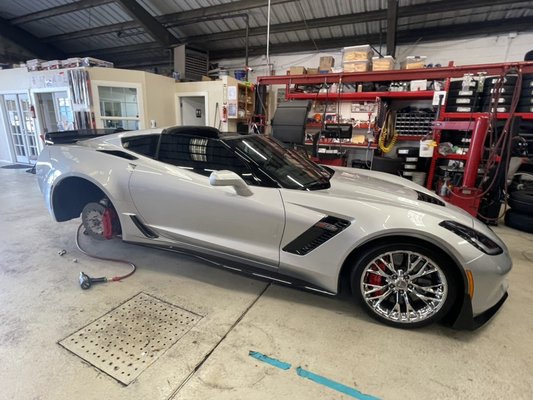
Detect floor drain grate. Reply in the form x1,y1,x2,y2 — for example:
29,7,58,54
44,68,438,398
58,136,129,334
59,292,202,385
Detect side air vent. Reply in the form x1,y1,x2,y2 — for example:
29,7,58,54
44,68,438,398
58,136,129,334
130,215,158,238
97,150,138,160
416,190,445,206
283,216,350,256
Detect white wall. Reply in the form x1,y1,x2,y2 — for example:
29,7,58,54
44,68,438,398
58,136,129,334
217,32,533,80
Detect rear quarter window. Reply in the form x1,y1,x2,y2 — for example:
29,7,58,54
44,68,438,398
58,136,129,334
122,135,160,158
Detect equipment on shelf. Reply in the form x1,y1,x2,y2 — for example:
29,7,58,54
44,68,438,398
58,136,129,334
395,111,435,137
323,123,353,139
271,100,311,146
396,146,427,184
378,110,398,153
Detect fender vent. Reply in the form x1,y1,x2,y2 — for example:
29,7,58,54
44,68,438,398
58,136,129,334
416,191,445,206
97,150,138,160
283,216,350,256
130,215,158,238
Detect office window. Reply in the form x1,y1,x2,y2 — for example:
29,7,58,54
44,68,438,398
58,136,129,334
98,86,139,130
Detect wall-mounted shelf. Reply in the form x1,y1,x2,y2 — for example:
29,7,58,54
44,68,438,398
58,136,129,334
443,112,533,120
287,91,435,101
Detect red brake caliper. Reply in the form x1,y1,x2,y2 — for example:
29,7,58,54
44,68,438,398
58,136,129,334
102,208,114,240
368,261,386,296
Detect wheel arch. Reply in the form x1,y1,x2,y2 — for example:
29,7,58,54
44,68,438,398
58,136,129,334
338,234,468,322
51,175,111,222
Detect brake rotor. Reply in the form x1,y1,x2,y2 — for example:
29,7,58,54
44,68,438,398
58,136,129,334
81,202,107,240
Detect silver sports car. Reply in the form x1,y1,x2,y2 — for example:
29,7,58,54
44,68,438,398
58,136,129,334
36,126,511,329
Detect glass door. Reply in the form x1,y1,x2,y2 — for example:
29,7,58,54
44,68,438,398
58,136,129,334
3,93,38,164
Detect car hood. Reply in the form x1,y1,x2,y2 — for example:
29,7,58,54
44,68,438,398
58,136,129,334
317,166,475,228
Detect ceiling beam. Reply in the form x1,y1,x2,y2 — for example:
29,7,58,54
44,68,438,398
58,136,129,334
115,57,170,68
386,0,399,57
183,0,523,44
0,16,65,59
115,0,178,47
71,42,164,58
209,16,533,60
42,0,523,47
43,0,294,43
156,0,293,24
43,21,139,43
10,0,114,25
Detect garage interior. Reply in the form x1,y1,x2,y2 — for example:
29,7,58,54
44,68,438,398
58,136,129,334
1,1,533,399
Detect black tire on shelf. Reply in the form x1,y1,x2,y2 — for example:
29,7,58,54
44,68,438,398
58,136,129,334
487,75,518,85
482,84,517,95
396,147,419,157
508,191,533,215
521,81,533,90
504,209,533,233
445,105,482,112
518,96,533,105
517,106,533,113
350,243,458,329
521,88,533,96
449,97,479,105
449,80,478,90
447,90,477,98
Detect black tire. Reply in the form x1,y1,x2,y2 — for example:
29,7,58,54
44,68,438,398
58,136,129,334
517,106,533,113
396,146,418,157
505,209,533,233
445,105,482,113
350,243,458,329
508,191,533,215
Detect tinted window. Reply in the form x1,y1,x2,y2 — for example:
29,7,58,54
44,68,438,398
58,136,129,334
122,135,159,158
157,134,255,183
225,135,331,190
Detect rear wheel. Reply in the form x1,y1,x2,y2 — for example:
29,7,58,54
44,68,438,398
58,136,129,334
351,243,457,328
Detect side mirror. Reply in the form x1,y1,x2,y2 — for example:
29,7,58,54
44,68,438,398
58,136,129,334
209,170,253,197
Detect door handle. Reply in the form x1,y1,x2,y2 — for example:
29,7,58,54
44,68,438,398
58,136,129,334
127,163,137,171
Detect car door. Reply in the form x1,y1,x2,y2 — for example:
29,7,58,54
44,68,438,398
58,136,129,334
128,133,285,269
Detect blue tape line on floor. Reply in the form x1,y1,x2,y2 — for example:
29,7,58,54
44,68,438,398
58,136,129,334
249,351,292,370
296,367,380,400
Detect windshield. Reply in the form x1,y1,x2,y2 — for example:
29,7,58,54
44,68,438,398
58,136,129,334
224,135,332,190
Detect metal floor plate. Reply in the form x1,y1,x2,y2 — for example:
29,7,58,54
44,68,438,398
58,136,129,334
59,292,202,385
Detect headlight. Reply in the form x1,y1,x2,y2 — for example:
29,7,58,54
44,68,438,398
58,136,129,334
439,220,503,255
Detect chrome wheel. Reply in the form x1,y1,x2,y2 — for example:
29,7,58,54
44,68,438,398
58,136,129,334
359,250,448,325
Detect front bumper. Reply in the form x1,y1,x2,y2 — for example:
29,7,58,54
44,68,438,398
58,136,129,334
450,291,509,330
447,248,511,330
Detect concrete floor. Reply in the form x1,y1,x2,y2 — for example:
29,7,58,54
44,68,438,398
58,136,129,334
1,165,533,400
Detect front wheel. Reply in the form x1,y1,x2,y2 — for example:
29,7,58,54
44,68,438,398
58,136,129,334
351,243,458,328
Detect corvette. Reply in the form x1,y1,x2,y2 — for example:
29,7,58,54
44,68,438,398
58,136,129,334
36,126,511,329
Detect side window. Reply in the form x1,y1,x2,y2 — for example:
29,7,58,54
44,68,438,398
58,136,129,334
122,135,159,158
157,134,255,184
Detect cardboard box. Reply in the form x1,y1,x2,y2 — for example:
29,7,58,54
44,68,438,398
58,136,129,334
372,56,395,71
307,68,319,75
319,56,335,69
410,79,428,91
401,56,426,70
343,61,371,73
289,66,306,75
343,45,373,62
26,59,45,71
41,60,61,70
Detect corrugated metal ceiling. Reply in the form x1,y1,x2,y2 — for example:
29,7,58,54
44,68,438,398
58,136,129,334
0,0,532,67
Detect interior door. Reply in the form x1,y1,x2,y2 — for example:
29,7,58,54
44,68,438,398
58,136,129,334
3,94,38,164
129,163,285,268
180,96,205,126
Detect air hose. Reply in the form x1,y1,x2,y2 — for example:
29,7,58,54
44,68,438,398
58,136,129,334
378,110,398,153
75,223,137,289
